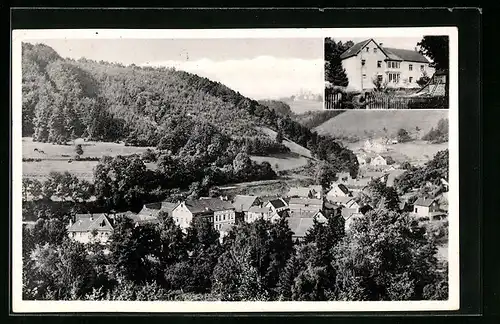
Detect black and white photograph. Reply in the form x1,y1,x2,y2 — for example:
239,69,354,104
324,36,449,110
12,27,458,313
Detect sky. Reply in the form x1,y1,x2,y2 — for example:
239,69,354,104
31,38,324,100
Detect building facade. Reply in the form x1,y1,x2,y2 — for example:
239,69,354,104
340,39,435,91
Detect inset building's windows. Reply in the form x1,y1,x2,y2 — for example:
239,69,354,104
377,61,382,68
409,64,413,71
361,59,366,66
366,47,369,52
362,74,367,79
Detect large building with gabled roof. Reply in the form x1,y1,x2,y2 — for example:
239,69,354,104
339,38,435,91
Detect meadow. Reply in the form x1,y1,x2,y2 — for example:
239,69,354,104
22,137,155,181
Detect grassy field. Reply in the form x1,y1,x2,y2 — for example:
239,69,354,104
257,127,313,158
23,137,153,160
250,153,309,171
314,110,449,140
347,140,448,165
285,100,324,114
22,137,155,181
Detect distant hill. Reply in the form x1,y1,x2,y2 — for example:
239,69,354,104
22,42,358,175
314,110,449,141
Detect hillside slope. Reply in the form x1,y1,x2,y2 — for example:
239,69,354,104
22,42,359,176
314,110,449,140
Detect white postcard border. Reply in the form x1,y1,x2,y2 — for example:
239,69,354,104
11,27,459,313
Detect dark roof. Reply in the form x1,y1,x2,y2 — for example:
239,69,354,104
184,198,235,214
414,198,437,207
266,198,287,209
337,183,350,195
126,214,161,225
339,39,372,60
161,202,179,213
383,47,430,63
232,195,260,213
339,39,430,64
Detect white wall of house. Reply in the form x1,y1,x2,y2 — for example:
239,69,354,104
413,201,440,218
68,231,111,244
371,156,387,166
214,210,236,230
171,203,194,230
342,56,361,90
327,184,350,198
341,39,435,91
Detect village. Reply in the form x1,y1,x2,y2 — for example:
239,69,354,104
65,141,449,247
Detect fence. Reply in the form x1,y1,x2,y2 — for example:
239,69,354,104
364,93,449,109
324,92,343,109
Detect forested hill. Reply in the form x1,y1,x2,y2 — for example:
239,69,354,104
22,42,358,176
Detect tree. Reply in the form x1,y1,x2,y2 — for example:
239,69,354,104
26,240,96,300
331,208,441,301
397,128,412,143
324,38,350,87
315,162,337,190
109,217,162,284
75,144,84,158
275,129,284,144
418,36,449,97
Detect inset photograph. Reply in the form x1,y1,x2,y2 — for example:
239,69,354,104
324,36,449,109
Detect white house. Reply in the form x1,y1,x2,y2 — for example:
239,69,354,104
67,214,114,244
171,198,236,232
412,197,441,220
326,183,351,199
264,198,289,214
371,155,389,166
340,38,435,91
246,206,272,223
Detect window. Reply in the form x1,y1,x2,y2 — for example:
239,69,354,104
377,61,382,68
374,48,378,53
415,208,418,213
409,64,413,71
409,77,413,83
377,75,383,82
388,73,400,83
223,214,226,221
361,59,366,66
420,65,424,71
366,47,369,52
362,74,367,79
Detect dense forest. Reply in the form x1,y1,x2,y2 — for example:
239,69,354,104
22,42,358,177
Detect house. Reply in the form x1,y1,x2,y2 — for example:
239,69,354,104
356,153,369,166
171,198,236,232
138,202,163,218
412,197,440,219
287,187,316,199
371,155,389,166
340,38,435,91
308,185,323,199
264,198,289,214
67,213,114,244
232,195,262,215
123,211,161,227
161,201,179,217
246,206,272,223
288,198,323,216
286,211,327,242
326,183,351,199
327,195,354,206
